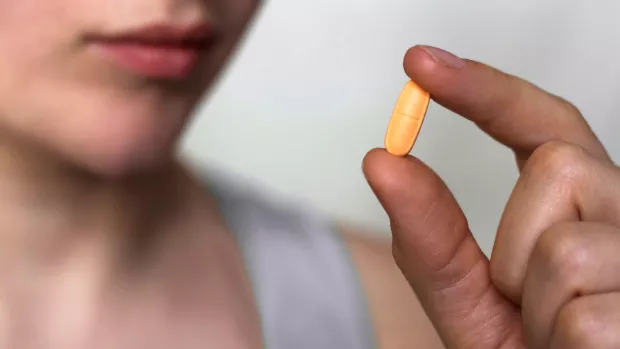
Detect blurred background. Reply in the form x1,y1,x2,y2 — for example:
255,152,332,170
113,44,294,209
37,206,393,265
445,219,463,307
181,0,620,255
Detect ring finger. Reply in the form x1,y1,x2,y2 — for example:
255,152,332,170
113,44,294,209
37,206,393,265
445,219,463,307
551,292,620,349
522,221,620,349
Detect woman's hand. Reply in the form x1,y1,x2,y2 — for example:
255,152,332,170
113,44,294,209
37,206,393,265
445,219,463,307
363,45,620,349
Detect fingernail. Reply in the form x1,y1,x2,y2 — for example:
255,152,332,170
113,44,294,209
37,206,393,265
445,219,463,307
420,46,465,68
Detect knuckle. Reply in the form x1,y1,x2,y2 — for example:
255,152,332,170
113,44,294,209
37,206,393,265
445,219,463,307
555,299,602,348
525,140,585,182
534,224,590,291
556,96,584,118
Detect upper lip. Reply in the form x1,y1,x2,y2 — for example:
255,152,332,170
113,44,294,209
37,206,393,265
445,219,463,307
93,22,217,48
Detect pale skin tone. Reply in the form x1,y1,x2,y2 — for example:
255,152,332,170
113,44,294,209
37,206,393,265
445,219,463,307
0,1,617,348
364,46,620,348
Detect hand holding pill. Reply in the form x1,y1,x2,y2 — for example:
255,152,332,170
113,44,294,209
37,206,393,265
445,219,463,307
365,45,620,349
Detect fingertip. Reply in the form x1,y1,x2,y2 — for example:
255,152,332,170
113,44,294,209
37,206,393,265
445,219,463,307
403,45,468,97
362,148,412,193
362,148,388,178
362,148,446,216
403,45,441,81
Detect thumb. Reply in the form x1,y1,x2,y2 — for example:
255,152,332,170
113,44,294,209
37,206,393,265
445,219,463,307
363,149,524,349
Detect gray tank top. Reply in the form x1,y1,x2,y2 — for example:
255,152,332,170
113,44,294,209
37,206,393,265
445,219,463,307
201,169,376,349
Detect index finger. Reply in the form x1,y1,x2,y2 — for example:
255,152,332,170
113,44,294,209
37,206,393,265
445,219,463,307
403,45,609,168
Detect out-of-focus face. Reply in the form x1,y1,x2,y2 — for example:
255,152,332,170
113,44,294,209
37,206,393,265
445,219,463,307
0,0,259,176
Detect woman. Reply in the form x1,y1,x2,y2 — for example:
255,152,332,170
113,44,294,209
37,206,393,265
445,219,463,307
0,1,441,347
2,0,620,348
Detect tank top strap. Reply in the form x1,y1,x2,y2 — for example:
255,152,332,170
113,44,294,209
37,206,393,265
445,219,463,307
200,168,376,349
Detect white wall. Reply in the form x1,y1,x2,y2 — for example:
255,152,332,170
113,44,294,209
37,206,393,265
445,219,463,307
181,0,620,255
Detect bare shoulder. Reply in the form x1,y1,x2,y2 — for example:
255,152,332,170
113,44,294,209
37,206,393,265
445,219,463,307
338,224,444,349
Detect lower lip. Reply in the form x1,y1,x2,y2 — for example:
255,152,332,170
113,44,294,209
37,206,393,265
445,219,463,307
93,42,202,79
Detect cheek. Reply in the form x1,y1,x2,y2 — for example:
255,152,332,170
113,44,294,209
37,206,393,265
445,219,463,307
207,0,260,28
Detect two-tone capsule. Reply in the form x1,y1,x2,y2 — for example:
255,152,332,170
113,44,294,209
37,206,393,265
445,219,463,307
384,80,430,156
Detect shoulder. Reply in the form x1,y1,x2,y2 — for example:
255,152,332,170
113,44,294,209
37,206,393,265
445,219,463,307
337,225,445,349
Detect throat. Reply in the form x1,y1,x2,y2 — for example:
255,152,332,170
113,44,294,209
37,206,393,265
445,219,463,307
0,180,263,349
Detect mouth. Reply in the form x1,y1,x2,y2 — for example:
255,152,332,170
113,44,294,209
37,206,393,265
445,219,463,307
88,22,218,79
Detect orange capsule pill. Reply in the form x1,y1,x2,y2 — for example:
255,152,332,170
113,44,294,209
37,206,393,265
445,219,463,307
384,80,430,156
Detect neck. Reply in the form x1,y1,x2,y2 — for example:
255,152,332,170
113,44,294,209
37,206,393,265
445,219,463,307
0,135,186,272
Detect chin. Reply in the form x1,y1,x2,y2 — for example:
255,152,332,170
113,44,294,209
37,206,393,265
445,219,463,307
62,99,194,178
70,142,178,179
83,149,174,178
58,119,185,179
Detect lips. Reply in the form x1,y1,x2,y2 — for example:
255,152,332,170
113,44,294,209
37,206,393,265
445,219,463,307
90,23,217,79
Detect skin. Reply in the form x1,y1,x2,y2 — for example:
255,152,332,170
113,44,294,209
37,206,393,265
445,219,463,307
0,1,617,349
364,45,620,348
0,0,263,347
0,0,435,347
